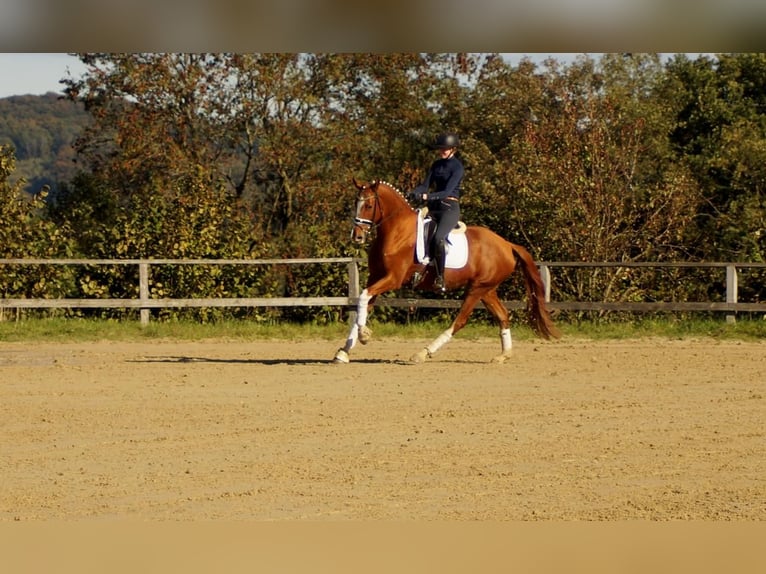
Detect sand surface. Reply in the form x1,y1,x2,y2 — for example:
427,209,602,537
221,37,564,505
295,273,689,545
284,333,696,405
1,336,764,520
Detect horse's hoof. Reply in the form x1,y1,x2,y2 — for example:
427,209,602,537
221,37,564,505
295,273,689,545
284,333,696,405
490,350,513,364
409,348,430,364
333,349,350,364
358,325,373,345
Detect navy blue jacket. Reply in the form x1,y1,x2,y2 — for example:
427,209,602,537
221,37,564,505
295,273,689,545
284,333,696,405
414,155,464,202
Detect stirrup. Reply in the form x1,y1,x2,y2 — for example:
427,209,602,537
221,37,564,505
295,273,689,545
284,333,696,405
434,275,446,292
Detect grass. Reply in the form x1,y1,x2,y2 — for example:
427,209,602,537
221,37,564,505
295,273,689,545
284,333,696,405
0,317,346,343
0,315,764,343
559,317,766,341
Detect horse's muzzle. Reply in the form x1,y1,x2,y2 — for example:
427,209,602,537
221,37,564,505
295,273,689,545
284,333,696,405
351,225,368,243
351,217,371,243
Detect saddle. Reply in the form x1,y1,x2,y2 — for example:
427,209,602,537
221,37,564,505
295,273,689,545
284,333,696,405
415,208,468,268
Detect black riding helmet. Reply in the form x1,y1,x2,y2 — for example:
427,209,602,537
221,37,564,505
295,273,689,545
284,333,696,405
429,132,460,150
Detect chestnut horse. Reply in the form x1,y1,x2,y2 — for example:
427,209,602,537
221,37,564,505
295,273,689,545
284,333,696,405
333,179,560,364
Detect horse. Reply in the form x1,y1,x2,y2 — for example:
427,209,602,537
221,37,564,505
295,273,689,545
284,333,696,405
333,179,561,364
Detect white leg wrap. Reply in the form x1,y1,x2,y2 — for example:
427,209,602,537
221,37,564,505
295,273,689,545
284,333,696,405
344,322,359,352
426,327,454,356
356,288,371,327
501,328,512,353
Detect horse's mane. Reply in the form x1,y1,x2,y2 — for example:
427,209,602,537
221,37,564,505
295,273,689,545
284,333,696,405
372,180,409,204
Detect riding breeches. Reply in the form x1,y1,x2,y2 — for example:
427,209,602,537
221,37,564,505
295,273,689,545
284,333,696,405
429,199,460,249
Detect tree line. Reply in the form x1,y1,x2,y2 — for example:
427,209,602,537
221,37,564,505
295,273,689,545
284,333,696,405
1,53,765,322
0,93,90,194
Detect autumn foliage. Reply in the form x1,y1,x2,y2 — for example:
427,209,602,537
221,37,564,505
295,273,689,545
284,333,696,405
2,53,765,320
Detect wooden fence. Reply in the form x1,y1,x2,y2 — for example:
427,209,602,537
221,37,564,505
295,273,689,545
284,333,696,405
1,258,765,325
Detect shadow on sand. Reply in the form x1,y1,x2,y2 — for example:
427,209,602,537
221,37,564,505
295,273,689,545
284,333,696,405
129,355,403,366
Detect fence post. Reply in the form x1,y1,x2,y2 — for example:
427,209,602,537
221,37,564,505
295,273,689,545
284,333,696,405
347,259,360,324
726,264,738,324
139,261,150,326
539,264,551,303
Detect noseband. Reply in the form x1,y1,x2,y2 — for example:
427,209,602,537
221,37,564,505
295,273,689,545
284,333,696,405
353,188,381,231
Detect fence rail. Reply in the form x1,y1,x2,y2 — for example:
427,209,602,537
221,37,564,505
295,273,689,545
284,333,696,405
1,258,765,324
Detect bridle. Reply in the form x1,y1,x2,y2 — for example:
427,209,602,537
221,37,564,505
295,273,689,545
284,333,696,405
352,185,384,243
353,188,380,230
351,181,413,243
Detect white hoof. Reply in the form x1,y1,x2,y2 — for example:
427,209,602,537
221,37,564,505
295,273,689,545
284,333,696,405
409,348,430,364
333,349,350,363
358,325,373,345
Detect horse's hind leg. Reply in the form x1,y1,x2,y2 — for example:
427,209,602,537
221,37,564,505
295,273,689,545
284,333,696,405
410,288,485,364
409,327,454,364
481,289,513,363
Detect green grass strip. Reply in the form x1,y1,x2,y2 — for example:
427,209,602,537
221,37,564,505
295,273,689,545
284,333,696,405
0,316,764,343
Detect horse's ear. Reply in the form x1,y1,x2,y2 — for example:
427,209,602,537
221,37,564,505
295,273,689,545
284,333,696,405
352,177,367,190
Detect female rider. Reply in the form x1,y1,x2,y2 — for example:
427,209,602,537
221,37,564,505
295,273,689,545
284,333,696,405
409,132,464,291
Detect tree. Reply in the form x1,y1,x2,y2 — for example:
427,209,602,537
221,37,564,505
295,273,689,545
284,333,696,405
666,53,766,263
59,53,475,256
459,55,549,240
0,145,74,303
484,54,702,304
0,93,89,196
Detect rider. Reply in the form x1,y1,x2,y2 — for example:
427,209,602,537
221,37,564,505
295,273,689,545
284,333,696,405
409,132,464,291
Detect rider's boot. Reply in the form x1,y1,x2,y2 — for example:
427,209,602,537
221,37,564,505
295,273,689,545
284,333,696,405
433,240,446,292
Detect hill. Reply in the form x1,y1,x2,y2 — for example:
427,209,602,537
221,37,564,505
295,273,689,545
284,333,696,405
0,92,90,195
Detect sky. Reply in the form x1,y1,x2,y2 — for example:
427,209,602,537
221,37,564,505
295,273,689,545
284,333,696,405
0,53,88,98
0,52,720,100
0,53,588,99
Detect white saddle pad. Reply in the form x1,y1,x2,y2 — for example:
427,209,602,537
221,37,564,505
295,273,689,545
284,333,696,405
416,209,468,269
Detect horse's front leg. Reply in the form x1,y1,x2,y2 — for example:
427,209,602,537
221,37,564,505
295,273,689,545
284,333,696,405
333,274,403,363
355,287,375,344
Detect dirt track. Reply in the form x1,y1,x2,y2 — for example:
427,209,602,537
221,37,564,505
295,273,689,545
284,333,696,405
1,336,764,521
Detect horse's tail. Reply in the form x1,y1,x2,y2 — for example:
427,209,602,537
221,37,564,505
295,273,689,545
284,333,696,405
510,242,561,340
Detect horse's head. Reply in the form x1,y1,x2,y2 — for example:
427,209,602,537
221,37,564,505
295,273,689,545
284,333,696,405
351,179,380,244
350,178,412,244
